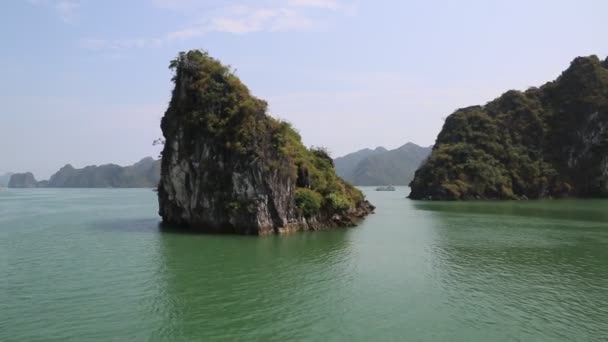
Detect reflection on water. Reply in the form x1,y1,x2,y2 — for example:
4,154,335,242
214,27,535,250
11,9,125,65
413,199,608,224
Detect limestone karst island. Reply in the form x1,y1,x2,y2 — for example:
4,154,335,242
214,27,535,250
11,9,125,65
3,2,608,341
410,55,608,200
157,50,374,235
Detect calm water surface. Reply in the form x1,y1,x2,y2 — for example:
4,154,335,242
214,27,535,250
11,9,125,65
1,188,607,341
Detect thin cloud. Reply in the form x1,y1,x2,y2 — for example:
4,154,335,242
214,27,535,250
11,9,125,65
82,0,354,49
288,0,357,16
81,37,163,50
209,6,318,34
164,27,208,41
288,0,340,9
55,0,80,23
29,0,81,24
165,5,319,38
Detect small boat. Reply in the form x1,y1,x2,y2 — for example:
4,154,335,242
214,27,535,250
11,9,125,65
375,185,396,191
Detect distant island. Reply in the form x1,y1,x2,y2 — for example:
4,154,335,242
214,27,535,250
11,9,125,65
335,143,431,185
8,157,160,188
157,50,374,235
8,172,38,188
410,55,608,200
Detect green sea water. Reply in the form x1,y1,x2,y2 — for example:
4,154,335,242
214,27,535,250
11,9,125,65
1,187,607,341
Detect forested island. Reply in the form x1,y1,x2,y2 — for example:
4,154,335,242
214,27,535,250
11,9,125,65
157,50,374,235
410,55,608,200
8,157,160,188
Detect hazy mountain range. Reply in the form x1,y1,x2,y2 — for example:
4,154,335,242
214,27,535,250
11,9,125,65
8,157,160,188
0,172,14,187
7,142,431,189
334,142,432,186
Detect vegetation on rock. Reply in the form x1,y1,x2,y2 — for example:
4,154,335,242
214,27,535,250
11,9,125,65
410,55,608,200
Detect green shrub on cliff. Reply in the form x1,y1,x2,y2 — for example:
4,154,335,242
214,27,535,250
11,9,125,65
295,188,323,217
326,192,353,211
275,121,363,211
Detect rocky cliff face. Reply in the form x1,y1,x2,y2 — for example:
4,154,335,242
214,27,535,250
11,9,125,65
410,55,608,200
158,50,373,235
8,173,39,188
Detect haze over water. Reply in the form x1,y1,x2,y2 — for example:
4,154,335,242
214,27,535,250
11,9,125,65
1,188,607,341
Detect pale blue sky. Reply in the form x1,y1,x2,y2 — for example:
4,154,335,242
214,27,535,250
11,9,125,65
2,0,606,179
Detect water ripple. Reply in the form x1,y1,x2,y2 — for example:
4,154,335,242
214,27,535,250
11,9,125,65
1,188,607,341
